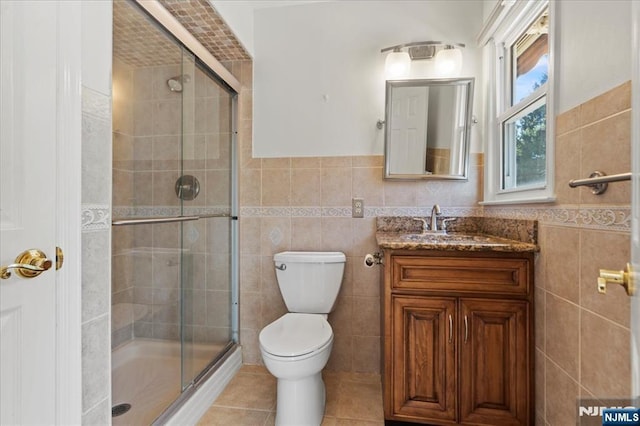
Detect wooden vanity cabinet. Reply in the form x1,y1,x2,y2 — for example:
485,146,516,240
383,250,534,426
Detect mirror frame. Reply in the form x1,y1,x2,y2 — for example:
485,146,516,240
383,77,475,180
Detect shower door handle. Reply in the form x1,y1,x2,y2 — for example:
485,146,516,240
1,249,53,279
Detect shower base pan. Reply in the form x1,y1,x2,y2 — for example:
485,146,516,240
111,338,225,425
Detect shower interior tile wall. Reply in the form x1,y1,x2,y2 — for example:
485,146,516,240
111,58,232,349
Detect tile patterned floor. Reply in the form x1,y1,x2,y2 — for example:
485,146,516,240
198,365,385,425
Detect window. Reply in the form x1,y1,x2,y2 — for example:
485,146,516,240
481,1,555,204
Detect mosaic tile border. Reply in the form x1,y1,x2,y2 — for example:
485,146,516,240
159,0,251,61
239,206,485,219
82,204,111,232
240,205,631,232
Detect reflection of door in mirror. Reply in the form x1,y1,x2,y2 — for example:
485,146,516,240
426,86,455,174
389,86,429,174
425,85,468,175
384,78,474,180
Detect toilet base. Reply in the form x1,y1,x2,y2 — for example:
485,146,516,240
275,372,325,426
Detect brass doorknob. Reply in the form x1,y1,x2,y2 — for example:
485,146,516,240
598,263,635,296
0,249,53,280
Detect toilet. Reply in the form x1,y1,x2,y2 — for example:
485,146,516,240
259,251,346,426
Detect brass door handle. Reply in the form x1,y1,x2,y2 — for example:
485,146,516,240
1,249,53,279
598,263,635,296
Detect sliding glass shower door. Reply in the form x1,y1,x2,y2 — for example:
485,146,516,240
111,1,237,423
180,52,236,389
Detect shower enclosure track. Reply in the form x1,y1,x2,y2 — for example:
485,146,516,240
112,213,234,226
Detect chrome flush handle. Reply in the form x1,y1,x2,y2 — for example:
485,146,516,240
275,263,287,271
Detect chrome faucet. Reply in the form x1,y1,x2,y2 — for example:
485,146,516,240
430,204,441,232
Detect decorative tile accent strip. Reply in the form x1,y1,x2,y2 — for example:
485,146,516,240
82,205,111,232
322,207,353,217
240,205,629,231
113,206,180,218
484,206,631,232
367,206,484,218
240,206,485,218
291,207,322,217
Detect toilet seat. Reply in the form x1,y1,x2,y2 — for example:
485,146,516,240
259,313,333,358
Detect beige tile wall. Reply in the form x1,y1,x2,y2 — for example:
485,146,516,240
228,59,484,372
487,81,632,425
229,64,632,426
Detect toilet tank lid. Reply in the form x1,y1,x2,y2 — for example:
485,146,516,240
274,251,345,263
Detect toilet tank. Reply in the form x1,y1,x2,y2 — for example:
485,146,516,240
273,251,346,314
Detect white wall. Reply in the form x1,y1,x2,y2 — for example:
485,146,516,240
252,1,484,157
209,1,256,56
556,0,631,113
210,1,331,57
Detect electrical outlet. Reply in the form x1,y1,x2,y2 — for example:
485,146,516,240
352,198,364,218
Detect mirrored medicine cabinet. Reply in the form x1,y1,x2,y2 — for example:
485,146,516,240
383,77,474,180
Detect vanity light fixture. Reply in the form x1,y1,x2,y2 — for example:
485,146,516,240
384,49,411,79
381,41,465,79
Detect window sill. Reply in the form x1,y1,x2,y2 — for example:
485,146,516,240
479,195,556,206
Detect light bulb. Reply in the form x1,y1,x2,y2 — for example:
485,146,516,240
435,47,463,77
384,50,411,80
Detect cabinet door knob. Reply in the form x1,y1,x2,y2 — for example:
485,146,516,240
448,314,453,343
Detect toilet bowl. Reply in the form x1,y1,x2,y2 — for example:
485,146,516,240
260,313,333,426
258,251,345,426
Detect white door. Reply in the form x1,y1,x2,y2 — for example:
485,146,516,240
389,86,429,174
1,1,60,423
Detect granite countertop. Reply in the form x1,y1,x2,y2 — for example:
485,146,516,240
376,216,539,253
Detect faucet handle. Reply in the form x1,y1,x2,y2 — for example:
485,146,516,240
441,218,457,231
412,217,428,234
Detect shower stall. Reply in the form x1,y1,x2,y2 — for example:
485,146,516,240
111,1,238,424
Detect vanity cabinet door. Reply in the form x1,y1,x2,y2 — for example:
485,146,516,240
459,298,530,426
390,296,457,423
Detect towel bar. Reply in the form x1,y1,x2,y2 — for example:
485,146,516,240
568,171,631,195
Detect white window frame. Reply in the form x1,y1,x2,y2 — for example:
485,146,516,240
480,0,556,205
